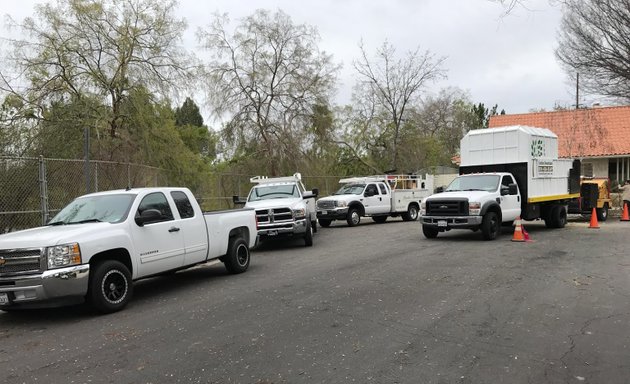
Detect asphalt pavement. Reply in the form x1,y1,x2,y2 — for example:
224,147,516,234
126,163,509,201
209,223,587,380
1,216,629,384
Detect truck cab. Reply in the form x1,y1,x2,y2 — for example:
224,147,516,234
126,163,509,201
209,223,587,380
234,173,318,247
421,173,521,240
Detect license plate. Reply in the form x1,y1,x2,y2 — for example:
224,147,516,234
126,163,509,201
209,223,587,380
321,210,327,215
437,220,447,227
268,230,278,236
0,293,9,305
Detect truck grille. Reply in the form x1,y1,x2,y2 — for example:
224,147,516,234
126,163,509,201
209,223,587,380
0,248,43,276
255,207,293,225
426,200,469,216
317,200,336,210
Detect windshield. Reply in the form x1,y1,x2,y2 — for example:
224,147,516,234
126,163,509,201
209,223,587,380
48,194,135,225
334,184,366,195
446,175,500,192
248,184,299,202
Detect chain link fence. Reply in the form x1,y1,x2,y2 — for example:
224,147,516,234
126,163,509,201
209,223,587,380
0,158,348,233
0,156,165,233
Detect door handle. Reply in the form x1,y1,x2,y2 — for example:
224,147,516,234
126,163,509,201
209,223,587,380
168,227,180,233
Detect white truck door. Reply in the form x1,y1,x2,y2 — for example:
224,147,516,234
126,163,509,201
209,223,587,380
131,192,186,278
376,182,392,213
298,182,316,222
364,183,390,215
500,175,521,221
169,190,209,265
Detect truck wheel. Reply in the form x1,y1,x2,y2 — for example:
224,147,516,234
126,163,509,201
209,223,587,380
372,216,387,223
422,225,439,239
224,237,250,274
311,219,318,233
318,218,332,227
481,212,500,240
553,206,567,228
596,204,609,222
402,204,419,221
304,221,314,247
346,208,361,227
88,260,133,314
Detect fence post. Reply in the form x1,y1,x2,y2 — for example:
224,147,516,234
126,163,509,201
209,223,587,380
39,156,49,225
127,163,131,188
84,126,90,194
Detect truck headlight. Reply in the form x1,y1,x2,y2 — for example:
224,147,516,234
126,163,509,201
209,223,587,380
420,201,426,214
469,202,481,215
292,208,306,219
47,243,82,269
335,200,347,208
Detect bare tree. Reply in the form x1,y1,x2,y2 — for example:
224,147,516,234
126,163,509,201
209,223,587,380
199,9,338,176
0,0,193,140
556,0,630,101
353,41,446,172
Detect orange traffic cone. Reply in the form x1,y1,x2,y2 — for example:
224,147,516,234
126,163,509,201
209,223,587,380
512,216,526,242
589,207,600,229
621,202,630,222
522,226,532,242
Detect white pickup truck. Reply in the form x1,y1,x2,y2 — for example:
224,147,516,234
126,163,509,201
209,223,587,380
233,173,319,247
0,187,257,313
316,175,433,227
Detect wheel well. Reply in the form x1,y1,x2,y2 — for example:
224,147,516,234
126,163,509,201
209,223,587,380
229,226,249,244
348,202,365,216
408,202,419,210
89,248,133,275
485,206,502,222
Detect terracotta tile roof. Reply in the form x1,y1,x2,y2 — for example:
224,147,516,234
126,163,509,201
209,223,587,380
488,105,630,158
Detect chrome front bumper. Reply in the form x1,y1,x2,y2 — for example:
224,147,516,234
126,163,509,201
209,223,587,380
421,215,483,228
0,264,90,308
257,218,308,237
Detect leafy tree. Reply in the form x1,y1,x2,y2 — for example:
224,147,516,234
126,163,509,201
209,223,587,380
353,40,446,172
199,9,339,176
556,0,630,101
470,103,505,129
175,97,204,127
0,0,193,149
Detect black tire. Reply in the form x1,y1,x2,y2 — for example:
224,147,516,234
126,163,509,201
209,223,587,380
422,225,439,239
401,204,419,221
346,208,361,227
596,204,608,222
311,219,318,233
553,206,567,228
224,237,250,274
304,221,314,247
372,215,388,224
318,218,332,228
481,212,500,240
88,260,133,314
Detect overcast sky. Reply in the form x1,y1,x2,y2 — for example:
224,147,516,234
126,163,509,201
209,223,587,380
4,0,595,117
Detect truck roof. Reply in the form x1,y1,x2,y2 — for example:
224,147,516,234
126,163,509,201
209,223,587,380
80,187,190,197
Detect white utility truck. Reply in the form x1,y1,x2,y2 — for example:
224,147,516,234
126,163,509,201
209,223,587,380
0,187,257,313
316,174,434,227
233,173,318,247
420,126,581,240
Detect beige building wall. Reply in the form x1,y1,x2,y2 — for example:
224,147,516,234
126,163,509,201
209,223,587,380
581,158,608,178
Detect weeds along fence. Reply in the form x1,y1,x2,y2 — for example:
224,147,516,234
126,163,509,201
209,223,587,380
0,158,345,233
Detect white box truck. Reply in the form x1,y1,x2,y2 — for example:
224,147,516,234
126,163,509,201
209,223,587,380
420,126,581,240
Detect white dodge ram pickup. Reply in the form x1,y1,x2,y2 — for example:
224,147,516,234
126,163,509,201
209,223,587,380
234,173,318,247
0,187,257,313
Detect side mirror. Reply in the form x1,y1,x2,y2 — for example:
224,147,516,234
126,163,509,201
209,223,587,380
436,186,444,193
135,209,162,226
311,188,319,197
508,183,518,195
500,186,510,196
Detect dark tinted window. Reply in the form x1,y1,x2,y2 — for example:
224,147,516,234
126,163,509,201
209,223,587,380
366,184,378,195
501,175,514,187
378,183,388,195
137,192,174,223
171,191,195,219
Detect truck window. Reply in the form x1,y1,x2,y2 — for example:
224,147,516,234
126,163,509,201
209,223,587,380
137,192,174,223
248,184,299,201
501,175,514,187
378,183,388,195
170,191,195,219
365,184,378,195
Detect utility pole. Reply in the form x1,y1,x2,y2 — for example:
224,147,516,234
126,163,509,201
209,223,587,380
575,72,580,109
